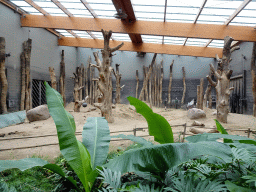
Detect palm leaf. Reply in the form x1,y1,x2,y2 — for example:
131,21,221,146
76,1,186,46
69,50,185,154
127,96,174,144
45,82,92,191
82,117,110,170
105,141,232,174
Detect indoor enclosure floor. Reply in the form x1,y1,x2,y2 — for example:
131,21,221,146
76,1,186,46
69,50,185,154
0,103,255,161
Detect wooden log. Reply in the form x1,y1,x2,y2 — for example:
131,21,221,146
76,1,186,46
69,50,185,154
154,64,157,106
190,127,218,134
251,42,256,117
149,67,152,108
59,50,66,106
20,48,26,111
181,67,186,104
79,64,84,101
159,60,164,107
135,70,139,99
89,62,93,104
199,78,204,110
25,39,32,111
197,85,200,108
139,53,157,101
0,37,7,113
168,60,174,104
113,64,122,104
49,67,57,90
203,84,211,109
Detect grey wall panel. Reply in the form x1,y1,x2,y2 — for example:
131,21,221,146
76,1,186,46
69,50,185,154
0,4,77,111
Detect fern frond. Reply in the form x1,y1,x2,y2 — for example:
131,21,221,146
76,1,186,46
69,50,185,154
131,183,164,192
97,167,122,191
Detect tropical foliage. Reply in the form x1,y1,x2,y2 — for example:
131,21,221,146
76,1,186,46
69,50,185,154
0,87,256,191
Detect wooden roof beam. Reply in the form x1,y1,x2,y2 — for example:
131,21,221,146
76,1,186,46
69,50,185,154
224,0,251,25
112,0,142,43
194,0,207,24
21,15,256,42
51,0,73,17
58,37,223,58
24,0,49,15
80,0,97,18
205,39,213,47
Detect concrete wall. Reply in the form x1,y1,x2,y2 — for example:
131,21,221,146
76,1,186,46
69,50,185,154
0,3,78,111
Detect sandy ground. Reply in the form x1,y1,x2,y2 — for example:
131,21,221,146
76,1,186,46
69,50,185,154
0,103,255,161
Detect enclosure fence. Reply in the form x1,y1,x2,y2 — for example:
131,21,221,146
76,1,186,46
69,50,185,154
0,124,254,152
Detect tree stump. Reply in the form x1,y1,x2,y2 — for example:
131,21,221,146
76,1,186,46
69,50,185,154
90,30,124,123
206,36,239,123
0,37,7,114
199,78,204,109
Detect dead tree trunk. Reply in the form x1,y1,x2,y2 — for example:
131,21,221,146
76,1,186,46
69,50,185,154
149,69,152,108
139,53,157,101
199,78,204,109
49,67,57,90
91,30,124,123
136,70,139,99
113,64,122,104
79,64,84,101
73,67,85,112
203,72,214,108
159,60,164,107
25,39,32,111
251,42,256,117
60,50,66,106
197,85,200,108
0,37,7,114
181,67,186,104
168,60,174,104
20,50,25,111
206,36,239,123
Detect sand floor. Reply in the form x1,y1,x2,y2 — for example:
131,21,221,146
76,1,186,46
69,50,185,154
0,103,255,161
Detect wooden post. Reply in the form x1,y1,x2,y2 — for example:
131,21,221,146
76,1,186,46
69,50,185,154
248,128,251,138
251,42,256,117
73,67,85,112
199,78,204,110
59,50,66,106
89,62,93,104
91,30,124,123
113,64,122,104
0,37,7,114
168,60,174,104
20,50,25,111
197,85,200,108
154,64,157,106
139,53,157,101
206,36,239,123
24,39,32,111
181,67,186,104
182,123,187,143
149,67,152,108
135,70,139,99
159,60,164,107
79,64,84,101
49,67,57,90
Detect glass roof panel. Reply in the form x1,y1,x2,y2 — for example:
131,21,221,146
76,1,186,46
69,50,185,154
67,9,91,15
58,0,81,2
200,8,234,16
205,0,244,9
133,5,164,13
141,35,163,44
164,36,186,45
60,2,86,9
10,1,30,7
33,1,58,8
43,8,65,14
111,33,131,41
186,38,210,46
86,0,113,4
73,31,92,38
208,40,224,48
167,7,199,14
132,0,166,6
19,7,40,13
166,13,196,21
167,0,203,7
73,14,94,18
197,15,227,22
89,3,115,11
94,10,116,17
90,32,104,39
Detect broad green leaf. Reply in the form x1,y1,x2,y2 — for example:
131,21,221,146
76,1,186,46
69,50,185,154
225,180,255,192
82,117,110,170
186,133,252,143
45,82,91,191
0,181,17,192
127,96,174,144
214,119,233,143
111,134,153,147
105,141,232,174
0,158,48,172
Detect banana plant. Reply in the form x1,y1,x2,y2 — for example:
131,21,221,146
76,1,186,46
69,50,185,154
0,82,111,191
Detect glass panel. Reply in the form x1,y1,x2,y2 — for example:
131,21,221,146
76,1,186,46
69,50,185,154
208,40,224,48
43,8,65,14
10,1,30,7
19,7,40,13
90,32,104,39
205,0,244,9
73,14,94,18
58,0,81,2
186,38,210,46
133,5,164,13
166,14,196,21
33,2,58,8
90,4,115,11
87,0,113,4
60,2,86,9
133,0,166,6
167,7,198,14
167,0,203,7
67,9,91,15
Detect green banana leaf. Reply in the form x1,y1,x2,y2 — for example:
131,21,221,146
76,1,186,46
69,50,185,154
105,141,232,174
0,158,79,190
214,119,233,143
45,82,92,191
0,158,48,172
127,96,174,144
82,117,111,170
185,133,252,143
225,181,255,192
111,134,154,147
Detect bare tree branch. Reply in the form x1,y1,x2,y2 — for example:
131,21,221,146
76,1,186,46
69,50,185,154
206,75,217,87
